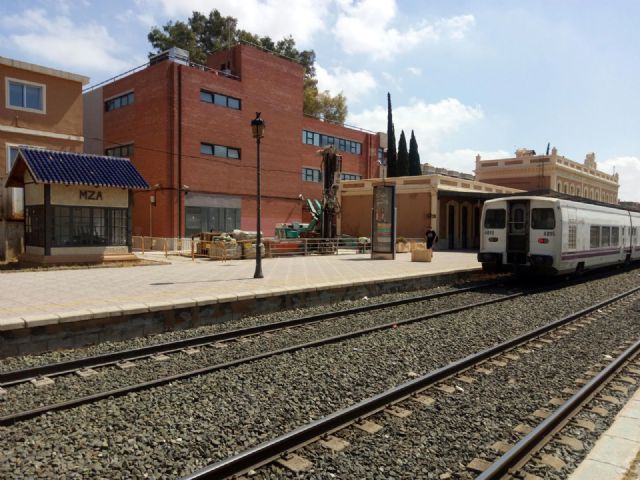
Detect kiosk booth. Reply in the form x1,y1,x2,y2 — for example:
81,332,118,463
5,147,148,264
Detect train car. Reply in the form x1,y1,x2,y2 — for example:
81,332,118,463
478,196,640,275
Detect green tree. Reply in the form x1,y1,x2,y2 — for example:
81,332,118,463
386,93,397,177
147,9,346,123
409,130,421,176
397,130,409,176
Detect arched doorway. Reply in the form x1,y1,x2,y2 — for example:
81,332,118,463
461,206,468,249
448,205,455,249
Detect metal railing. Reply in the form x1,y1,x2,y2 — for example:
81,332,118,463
131,236,380,260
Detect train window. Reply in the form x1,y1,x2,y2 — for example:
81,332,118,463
531,208,555,229
484,209,506,228
568,225,577,249
612,227,619,246
590,226,600,248
601,226,611,247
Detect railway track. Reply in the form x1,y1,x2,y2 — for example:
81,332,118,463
0,281,519,426
0,281,497,388
181,285,640,479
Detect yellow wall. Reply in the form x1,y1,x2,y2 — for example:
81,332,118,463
50,184,128,207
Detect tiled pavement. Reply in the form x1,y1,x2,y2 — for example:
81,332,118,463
0,250,480,328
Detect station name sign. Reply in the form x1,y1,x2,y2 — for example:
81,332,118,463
79,189,104,201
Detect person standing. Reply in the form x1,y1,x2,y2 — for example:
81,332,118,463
425,226,438,253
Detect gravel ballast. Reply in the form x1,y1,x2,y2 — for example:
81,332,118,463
0,270,638,478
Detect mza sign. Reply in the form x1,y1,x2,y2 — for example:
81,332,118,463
79,190,103,200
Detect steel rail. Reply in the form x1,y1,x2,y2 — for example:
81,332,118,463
0,289,521,427
477,336,640,480
181,285,640,480
0,282,496,387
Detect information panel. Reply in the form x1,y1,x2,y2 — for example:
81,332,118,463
371,184,396,259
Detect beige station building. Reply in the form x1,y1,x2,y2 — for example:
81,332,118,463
474,147,619,204
338,146,620,250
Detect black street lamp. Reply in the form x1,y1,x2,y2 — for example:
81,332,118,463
251,112,265,279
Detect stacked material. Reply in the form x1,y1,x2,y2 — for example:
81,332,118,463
209,234,239,260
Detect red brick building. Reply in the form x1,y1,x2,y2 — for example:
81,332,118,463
84,45,382,238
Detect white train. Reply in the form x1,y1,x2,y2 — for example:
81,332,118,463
478,196,640,275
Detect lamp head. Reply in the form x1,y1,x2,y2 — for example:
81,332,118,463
251,112,265,139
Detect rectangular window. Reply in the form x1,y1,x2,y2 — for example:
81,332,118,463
611,226,619,246
7,79,44,111
105,92,134,112
302,167,322,182
590,225,600,248
377,148,384,163
201,142,241,160
601,226,611,247
105,143,134,158
52,206,127,247
25,205,45,246
302,130,362,154
200,89,241,110
568,225,577,249
340,173,362,180
531,208,555,229
185,206,240,237
484,209,506,229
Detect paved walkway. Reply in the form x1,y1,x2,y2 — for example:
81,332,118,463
0,251,480,329
569,387,640,480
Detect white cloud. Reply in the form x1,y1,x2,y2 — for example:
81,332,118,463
600,156,640,202
334,0,474,59
139,0,331,46
2,9,135,74
316,64,377,102
349,98,484,151
407,66,422,76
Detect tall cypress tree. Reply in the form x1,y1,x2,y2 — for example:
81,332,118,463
409,130,421,176
386,93,397,177
397,130,409,176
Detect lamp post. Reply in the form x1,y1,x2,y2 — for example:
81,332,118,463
251,112,265,279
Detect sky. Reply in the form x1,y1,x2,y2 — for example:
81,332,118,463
1,0,639,201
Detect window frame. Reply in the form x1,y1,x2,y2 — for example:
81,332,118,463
484,208,506,229
105,143,134,158
201,142,242,160
531,208,556,230
302,167,322,183
105,91,134,112
200,89,241,110
5,77,46,114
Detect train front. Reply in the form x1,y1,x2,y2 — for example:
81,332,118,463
478,197,559,274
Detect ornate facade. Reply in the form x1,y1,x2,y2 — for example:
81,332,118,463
474,147,619,204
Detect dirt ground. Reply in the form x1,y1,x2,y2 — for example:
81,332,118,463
0,258,168,273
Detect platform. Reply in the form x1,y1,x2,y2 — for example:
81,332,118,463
0,251,482,357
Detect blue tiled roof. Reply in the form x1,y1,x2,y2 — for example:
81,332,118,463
18,148,149,189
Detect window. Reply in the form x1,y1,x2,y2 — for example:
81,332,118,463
7,79,44,112
185,206,240,237
377,148,384,164
590,225,600,248
601,226,610,247
105,144,134,158
302,167,322,182
52,206,127,247
531,208,555,229
302,130,362,155
200,90,241,110
612,226,619,246
340,173,362,181
201,143,241,159
568,225,577,249
25,206,45,246
105,92,134,112
484,209,506,229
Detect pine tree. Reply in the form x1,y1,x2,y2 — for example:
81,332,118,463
386,93,397,177
397,130,410,176
409,130,421,176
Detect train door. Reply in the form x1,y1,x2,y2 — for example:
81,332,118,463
507,201,529,265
